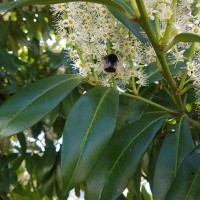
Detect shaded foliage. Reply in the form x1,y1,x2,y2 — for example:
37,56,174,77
0,1,199,200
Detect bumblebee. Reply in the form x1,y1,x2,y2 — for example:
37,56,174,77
104,54,118,73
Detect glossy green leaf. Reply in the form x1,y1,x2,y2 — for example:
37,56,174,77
116,85,156,130
152,116,194,200
148,137,162,188
10,188,41,200
43,105,60,126
166,145,200,200
55,157,64,198
172,33,200,43
60,88,80,118
163,33,200,54
61,86,119,193
37,145,56,182
0,74,82,138
108,2,149,44
0,0,131,18
145,61,185,84
86,113,165,200
38,171,55,197
0,47,25,75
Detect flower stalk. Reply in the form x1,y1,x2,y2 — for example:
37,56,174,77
122,92,176,114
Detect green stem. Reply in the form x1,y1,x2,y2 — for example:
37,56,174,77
156,58,163,72
93,71,99,82
161,0,177,46
161,39,176,54
131,77,138,95
177,69,188,92
193,0,200,15
157,55,179,91
162,84,176,104
154,12,161,41
122,92,176,113
111,75,118,90
130,0,140,17
106,40,112,54
178,84,195,96
135,0,159,47
89,55,99,83
74,44,85,65
135,0,184,111
188,42,196,59
157,54,184,110
128,55,138,95
30,172,36,192
188,117,200,129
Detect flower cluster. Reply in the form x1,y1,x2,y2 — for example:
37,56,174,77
51,2,150,89
144,0,200,108
51,1,200,108
145,1,200,63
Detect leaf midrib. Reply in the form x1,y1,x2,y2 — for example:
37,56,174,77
101,116,163,197
66,88,113,189
174,116,184,176
184,167,200,200
0,76,80,134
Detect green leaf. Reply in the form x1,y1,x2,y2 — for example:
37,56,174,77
108,1,149,44
43,105,60,126
25,154,41,178
0,22,9,46
141,185,152,200
61,86,119,193
163,33,200,54
173,33,200,43
145,61,185,84
0,74,82,138
0,47,24,75
38,171,55,197
116,194,126,200
60,87,80,118
148,138,162,188
37,144,56,182
152,116,194,200
0,0,131,18
166,145,200,200
145,63,162,84
116,86,156,130
17,133,27,155
10,188,41,200
55,156,64,198
86,113,165,200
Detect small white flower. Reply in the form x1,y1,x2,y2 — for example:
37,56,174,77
51,4,66,15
